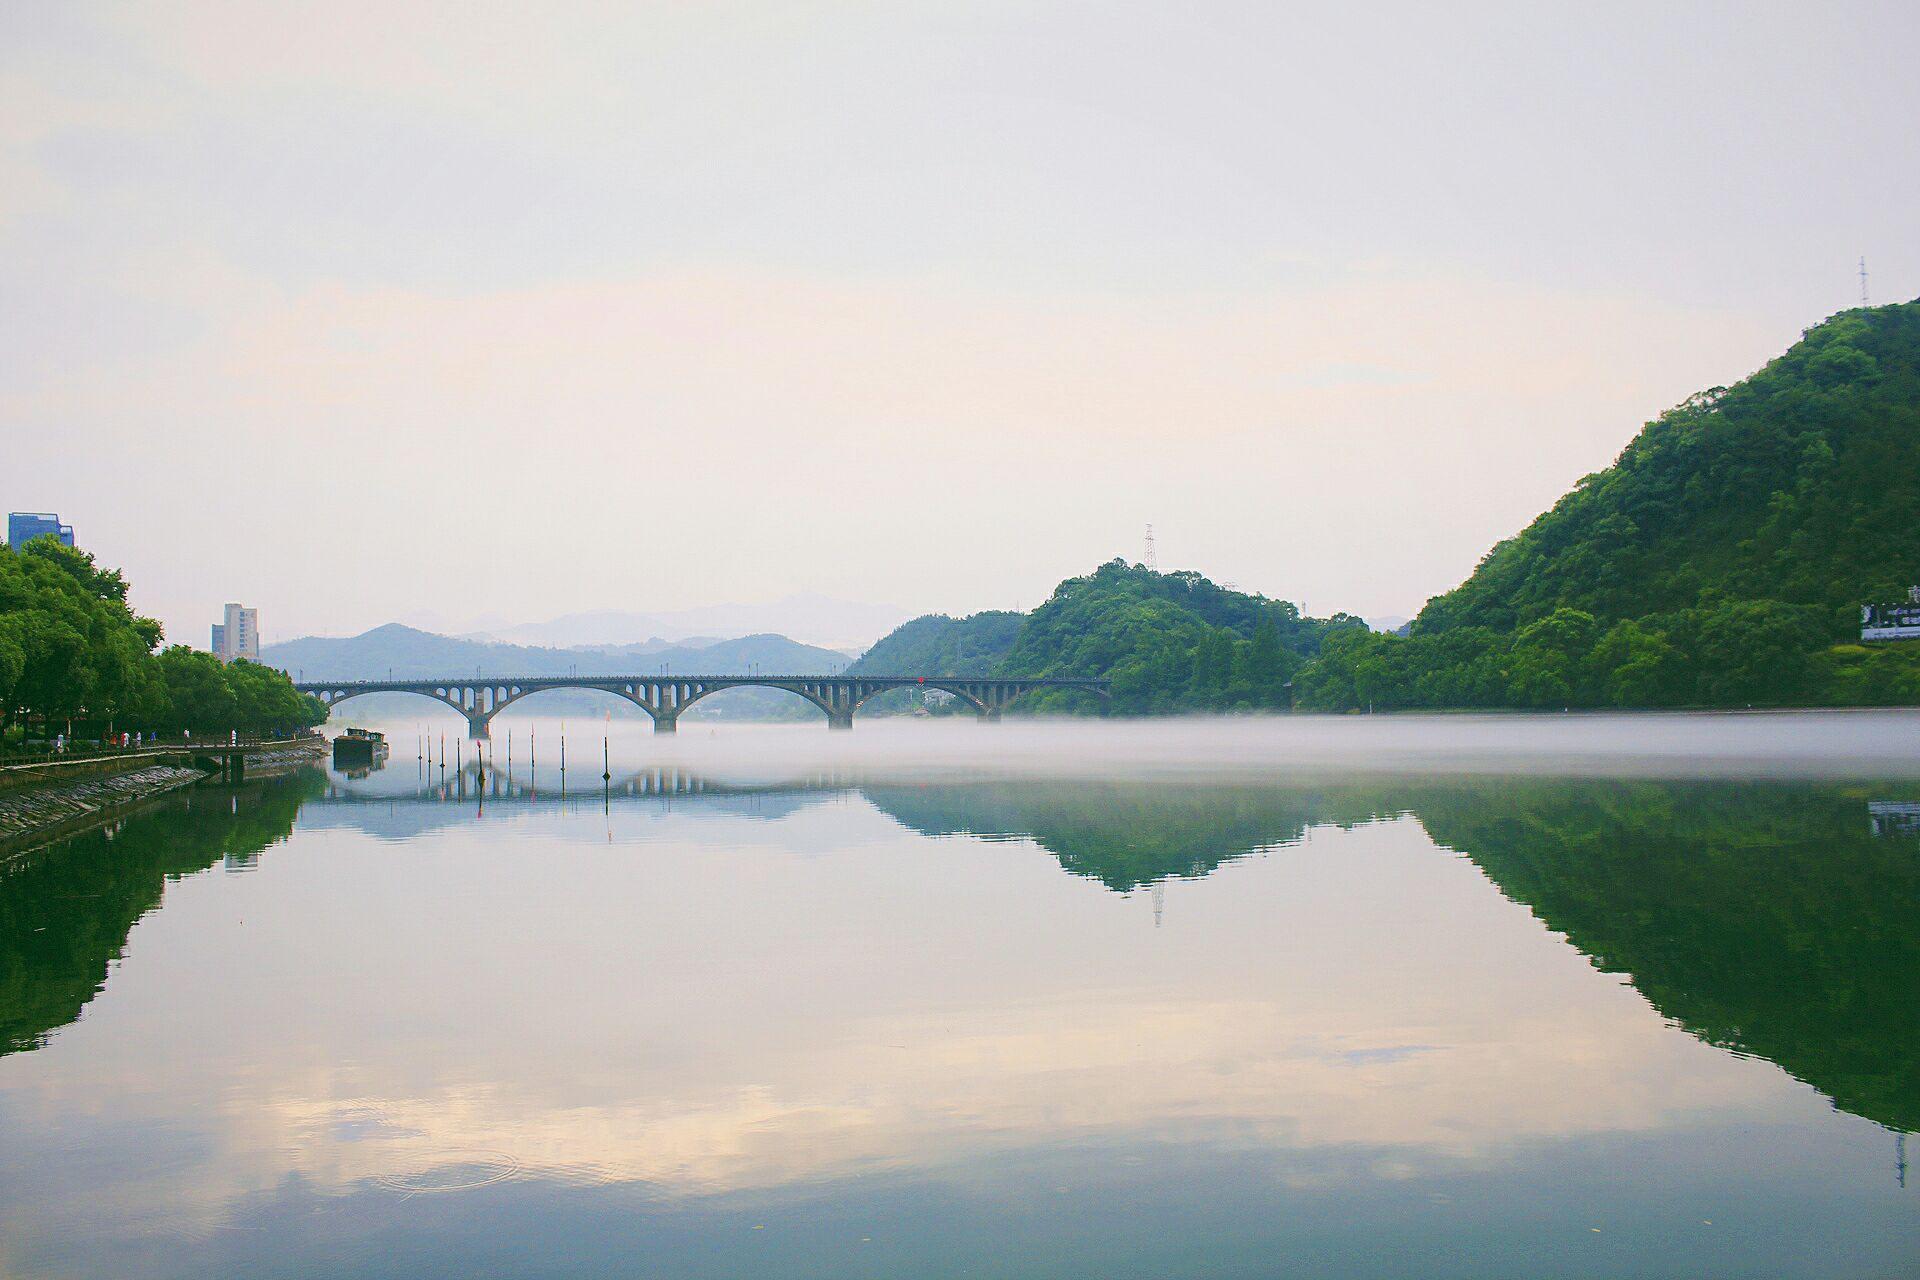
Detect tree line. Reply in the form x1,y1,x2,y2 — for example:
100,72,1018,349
1293,598,1920,711
0,538,326,741
854,304,1920,716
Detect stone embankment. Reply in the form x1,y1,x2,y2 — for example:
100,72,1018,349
0,738,325,857
0,764,205,856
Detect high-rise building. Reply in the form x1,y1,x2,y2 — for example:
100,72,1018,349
212,603,259,662
7,512,75,550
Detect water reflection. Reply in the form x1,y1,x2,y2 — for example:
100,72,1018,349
0,771,322,1055
1,754,1915,1276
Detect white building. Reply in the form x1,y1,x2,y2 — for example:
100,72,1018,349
211,603,259,662
1861,586,1920,642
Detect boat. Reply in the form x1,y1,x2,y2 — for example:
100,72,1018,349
331,727,390,768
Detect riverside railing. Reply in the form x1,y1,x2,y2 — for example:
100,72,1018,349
0,731,322,771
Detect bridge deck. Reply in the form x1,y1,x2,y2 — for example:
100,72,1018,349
295,673,1110,735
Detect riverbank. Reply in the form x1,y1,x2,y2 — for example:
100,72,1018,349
0,739,326,859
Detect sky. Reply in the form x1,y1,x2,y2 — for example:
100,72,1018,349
4,2,1917,646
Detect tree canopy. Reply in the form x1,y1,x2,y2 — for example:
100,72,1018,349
1295,301,1920,711
850,559,1364,715
0,538,325,739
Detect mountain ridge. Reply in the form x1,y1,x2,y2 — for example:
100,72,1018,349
262,623,854,684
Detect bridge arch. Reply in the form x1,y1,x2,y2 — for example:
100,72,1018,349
314,685,471,720
298,674,1110,736
670,680,840,724
850,679,991,716
487,683,657,723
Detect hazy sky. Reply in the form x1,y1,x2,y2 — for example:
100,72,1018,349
5,2,1916,645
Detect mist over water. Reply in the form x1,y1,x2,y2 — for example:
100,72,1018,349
350,708,1920,783
2,712,1916,1278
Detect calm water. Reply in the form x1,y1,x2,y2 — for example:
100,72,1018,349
2,714,1916,1278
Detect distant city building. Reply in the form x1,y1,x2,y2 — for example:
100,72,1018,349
212,603,259,662
7,512,74,550
1860,587,1920,641
1867,800,1920,838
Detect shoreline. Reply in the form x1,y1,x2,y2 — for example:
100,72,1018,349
0,740,326,861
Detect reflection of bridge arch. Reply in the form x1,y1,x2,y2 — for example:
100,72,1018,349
301,674,1111,739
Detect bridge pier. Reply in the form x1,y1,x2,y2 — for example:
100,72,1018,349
827,710,854,731
653,714,678,735
977,707,1002,723
467,714,491,741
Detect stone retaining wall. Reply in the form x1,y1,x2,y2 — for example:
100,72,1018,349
0,765,208,858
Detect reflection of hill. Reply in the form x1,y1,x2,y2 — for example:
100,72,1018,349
862,781,1385,890
5,764,1912,1139
0,771,321,1056
867,774,1919,1133
1406,779,1920,1134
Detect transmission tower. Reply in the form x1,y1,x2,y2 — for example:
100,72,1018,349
1144,524,1158,571
1860,256,1870,305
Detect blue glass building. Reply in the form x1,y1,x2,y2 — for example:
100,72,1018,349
7,512,75,550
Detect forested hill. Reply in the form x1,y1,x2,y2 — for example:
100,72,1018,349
1295,301,1920,710
847,611,1024,677
1420,301,1920,633
850,562,1363,714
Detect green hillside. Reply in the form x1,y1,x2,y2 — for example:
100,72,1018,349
847,304,1920,715
1422,302,1920,634
846,611,1024,676
1000,561,1360,712
1297,302,1920,710
851,561,1362,715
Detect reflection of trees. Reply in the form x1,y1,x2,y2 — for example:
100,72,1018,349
0,770,322,1056
862,781,1357,890
872,774,1920,1133
5,766,1913,1138
1407,779,1920,1135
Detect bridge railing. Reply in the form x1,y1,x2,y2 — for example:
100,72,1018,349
0,731,322,769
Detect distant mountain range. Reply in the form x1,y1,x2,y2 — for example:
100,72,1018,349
263,624,858,722
261,623,853,683
436,593,913,652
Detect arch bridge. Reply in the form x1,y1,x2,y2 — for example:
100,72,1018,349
294,674,1111,738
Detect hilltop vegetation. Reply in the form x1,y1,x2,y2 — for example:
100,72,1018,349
1424,303,1920,631
999,562,1361,712
852,560,1363,714
1298,302,1920,710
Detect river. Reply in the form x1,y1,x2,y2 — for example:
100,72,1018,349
0,712,1915,1277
